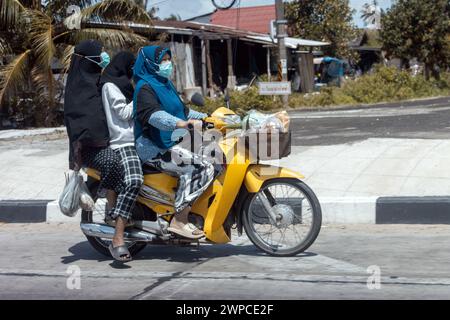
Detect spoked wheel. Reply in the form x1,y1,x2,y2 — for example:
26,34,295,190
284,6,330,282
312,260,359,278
242,178,322,256
81,182,146,258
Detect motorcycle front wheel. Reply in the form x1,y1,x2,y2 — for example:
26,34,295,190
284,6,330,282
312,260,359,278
242,178,322,257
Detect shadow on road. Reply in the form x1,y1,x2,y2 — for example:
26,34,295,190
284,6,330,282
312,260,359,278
61,241,318,265
60,241,111,264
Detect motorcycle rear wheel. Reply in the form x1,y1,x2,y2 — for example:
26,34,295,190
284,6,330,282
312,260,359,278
81,181,147,258
242,178,322,257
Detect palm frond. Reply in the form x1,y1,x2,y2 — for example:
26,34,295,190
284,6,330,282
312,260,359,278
81,0,152,24
24,9,56,70
31,65,53,104
30,65,57,126
0,49,31,104
0,37,12,55
150,32,169,45
0,0,25,31
60,44,75,73
66,28,149,49
31,65,57,125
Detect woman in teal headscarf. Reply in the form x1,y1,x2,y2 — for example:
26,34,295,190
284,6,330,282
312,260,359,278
133,45,214,239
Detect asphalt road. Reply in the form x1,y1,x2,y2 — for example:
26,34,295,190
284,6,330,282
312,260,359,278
0,223,449,300
289,97,450,146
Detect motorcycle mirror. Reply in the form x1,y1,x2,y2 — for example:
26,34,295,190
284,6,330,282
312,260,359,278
190,92,205,107
224,91,230,103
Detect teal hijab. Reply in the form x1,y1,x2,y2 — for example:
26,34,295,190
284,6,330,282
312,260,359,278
133,45,187,149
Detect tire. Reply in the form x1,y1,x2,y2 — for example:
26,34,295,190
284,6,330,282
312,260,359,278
80,180,147,258
242,178,322,257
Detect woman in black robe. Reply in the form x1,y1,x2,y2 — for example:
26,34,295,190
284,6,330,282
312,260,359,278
64,40,131,262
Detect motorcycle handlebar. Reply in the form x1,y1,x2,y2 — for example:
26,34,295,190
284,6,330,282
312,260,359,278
187,120,215,131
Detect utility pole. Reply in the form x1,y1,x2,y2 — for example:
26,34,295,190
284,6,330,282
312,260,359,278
275,0,289,107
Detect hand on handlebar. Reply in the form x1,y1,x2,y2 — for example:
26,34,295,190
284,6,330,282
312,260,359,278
176,119,203,130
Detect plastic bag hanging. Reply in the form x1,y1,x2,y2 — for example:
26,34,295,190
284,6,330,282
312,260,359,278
58,170,83,217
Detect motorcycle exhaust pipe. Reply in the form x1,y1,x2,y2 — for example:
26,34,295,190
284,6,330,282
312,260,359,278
80,223,156,242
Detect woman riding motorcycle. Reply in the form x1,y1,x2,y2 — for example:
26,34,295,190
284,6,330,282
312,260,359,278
99,51,144,262
133,45,214,239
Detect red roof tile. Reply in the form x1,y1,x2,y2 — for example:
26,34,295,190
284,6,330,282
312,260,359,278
210,4,276,34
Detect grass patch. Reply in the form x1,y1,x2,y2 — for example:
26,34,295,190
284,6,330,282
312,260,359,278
200,66,450,113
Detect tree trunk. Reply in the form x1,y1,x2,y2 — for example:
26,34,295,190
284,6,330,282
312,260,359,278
424,64,431,80
431,65,441,81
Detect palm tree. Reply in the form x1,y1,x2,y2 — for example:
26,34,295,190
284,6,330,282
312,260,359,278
0,0,152,126
165,13,182,21
361,0,381,29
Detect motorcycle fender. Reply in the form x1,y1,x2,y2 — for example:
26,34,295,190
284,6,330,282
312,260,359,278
244,165,305,193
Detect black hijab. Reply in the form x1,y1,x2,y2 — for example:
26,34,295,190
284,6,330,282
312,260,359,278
99,51,135,103
64,39,110,169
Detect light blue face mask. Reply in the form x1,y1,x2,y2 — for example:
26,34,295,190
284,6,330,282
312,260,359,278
98,52,111,69
139,48,173,79
156,61,173,78
84,52,110,69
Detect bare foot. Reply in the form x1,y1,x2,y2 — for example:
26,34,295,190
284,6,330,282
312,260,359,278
112,216,126,248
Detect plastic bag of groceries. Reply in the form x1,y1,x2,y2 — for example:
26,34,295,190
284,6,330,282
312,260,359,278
58,170,82,217
242,110,290,132
79,180,95,211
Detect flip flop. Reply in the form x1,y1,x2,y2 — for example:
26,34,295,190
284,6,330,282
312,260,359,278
167,223,205,239
108,244,132,262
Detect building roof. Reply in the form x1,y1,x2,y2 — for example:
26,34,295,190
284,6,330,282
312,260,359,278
248,35,330,48
86,19,329,48
210,4,276,34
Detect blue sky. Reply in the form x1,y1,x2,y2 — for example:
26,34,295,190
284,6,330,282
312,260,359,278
153,0,393,27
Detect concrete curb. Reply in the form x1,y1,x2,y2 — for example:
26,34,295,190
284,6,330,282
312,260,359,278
0,127,67,143
289,96,450,113
2,197,450,224
0,200,52,223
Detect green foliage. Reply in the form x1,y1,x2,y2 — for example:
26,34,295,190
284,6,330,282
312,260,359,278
289,66,450,109
202,87,283,115
380,0,450,78
288,87,356,108
203,67,450,113
341,66,449,103
285,0,359,60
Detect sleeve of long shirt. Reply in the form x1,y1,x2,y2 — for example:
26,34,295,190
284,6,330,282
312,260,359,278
136,84,181,132
102,83,133,121
187,109,208,120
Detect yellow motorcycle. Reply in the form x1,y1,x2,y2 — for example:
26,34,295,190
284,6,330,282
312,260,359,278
80,95,322,257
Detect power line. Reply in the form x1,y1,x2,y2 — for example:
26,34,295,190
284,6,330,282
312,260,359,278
150,0,172,7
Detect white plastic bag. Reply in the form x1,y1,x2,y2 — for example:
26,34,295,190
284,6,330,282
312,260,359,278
242,110,290,132
58,170,83,217
79,181,95,211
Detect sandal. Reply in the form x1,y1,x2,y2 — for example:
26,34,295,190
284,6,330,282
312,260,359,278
167,223,205,239
108,244,132,262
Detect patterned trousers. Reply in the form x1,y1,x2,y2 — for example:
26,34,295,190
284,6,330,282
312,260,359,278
111,146,144,221
146,145,215,212
81,147,124,194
